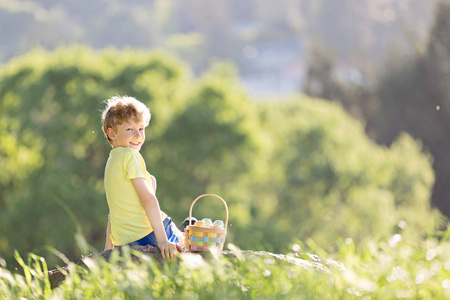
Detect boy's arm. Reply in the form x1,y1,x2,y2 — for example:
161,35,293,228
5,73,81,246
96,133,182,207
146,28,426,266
132,177,178,261
150,175,157,194
104,215,114,251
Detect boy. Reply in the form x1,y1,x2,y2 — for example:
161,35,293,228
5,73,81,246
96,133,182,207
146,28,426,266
101,96,181,261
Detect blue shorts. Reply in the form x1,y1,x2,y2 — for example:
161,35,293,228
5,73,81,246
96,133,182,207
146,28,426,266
128,217,179,246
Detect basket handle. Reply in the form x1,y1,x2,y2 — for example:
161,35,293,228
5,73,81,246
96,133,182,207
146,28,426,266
189,194,229,229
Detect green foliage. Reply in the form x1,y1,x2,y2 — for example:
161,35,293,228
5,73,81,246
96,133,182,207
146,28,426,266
331,228,450,299
2,231,450,299
0,251,52,299
0,46,440,273
235,97,438,252
0,245,338,299
150,63,262,224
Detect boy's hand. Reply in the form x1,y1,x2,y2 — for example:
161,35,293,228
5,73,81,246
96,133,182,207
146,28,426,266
158,240,179,261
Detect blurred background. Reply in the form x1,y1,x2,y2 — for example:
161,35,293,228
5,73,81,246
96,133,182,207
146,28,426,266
1,0,449,269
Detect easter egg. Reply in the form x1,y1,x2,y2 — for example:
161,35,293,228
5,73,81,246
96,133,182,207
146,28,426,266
194,221,205,227
213,220,224,228
202,218,213,227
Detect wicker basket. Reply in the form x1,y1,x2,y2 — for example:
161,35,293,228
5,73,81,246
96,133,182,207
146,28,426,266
184,194,228,252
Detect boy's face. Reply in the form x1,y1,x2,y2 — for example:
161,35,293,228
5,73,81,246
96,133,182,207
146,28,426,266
107,119,146,151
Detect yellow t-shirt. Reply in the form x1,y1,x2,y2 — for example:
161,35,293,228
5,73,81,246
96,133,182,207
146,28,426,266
104,147,167,246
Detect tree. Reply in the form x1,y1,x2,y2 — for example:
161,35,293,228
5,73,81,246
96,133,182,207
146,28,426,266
302,0,450,218
239,98,438,251
371,0,450,217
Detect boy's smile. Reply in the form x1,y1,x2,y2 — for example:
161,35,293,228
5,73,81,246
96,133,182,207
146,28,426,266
108,120,146,151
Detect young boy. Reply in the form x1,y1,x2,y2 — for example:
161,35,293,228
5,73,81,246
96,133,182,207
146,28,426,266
101,96,181,261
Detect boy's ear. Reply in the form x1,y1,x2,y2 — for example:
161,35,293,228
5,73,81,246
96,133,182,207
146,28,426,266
107,127,116,140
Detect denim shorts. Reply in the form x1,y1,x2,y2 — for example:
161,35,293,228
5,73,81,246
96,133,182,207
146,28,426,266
128,217,179,246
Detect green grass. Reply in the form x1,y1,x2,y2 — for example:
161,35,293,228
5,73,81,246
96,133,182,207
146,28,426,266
1,231,450,299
